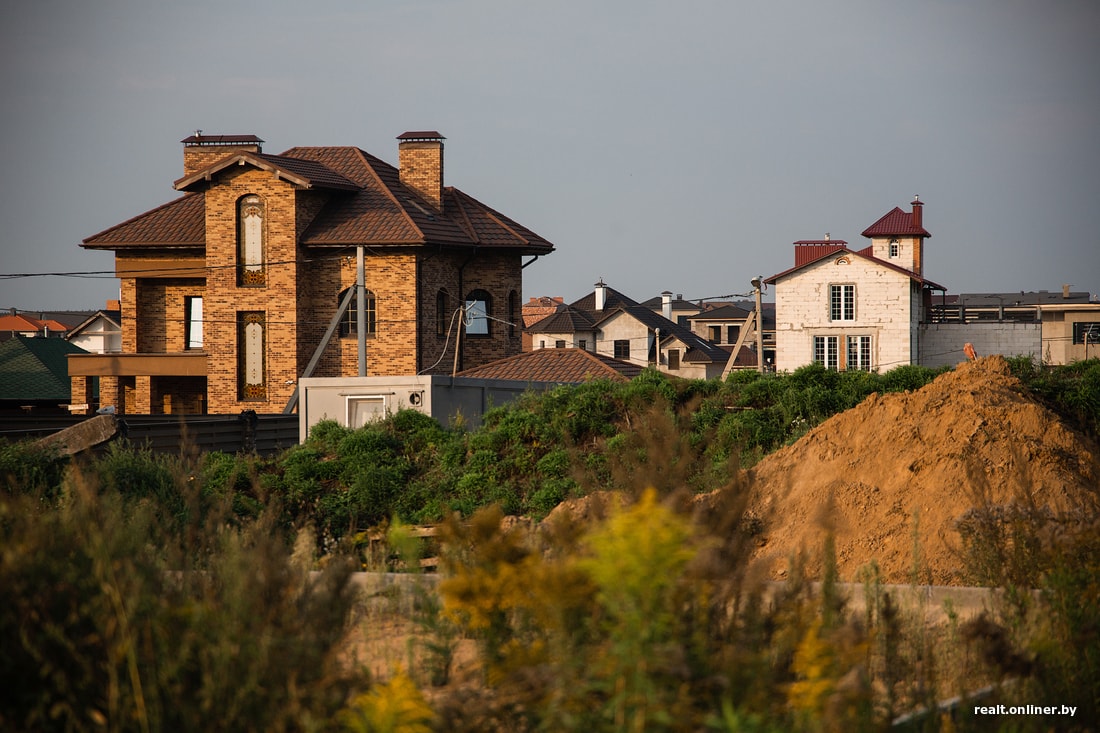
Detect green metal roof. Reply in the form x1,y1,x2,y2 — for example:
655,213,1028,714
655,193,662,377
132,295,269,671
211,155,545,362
0,336,87,401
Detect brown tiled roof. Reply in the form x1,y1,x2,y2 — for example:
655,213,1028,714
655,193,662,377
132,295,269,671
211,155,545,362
522,297,565,327
861,207,931,238
526,305,597,334
174,151,359,192
84,193,205,249
457,347,643,382
569,285,638,312
83,143,554,256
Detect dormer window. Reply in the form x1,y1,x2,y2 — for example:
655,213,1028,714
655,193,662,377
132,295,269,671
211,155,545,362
237,194,266,286
889,239,900,258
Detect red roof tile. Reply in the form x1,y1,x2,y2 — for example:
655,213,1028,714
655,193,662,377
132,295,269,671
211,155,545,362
861,207,931,238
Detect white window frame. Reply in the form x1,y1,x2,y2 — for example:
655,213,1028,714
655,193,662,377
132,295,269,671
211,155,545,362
813,335,839,370
830,284,856,322
846,335,873,371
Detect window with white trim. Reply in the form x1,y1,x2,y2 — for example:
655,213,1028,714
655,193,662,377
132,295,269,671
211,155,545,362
846,335,872,371
830,284,855,321
185,296,203,350
889,239,900,258
813,335,839,370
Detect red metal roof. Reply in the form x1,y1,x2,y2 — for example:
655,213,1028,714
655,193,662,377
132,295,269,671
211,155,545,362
861,207,931,238
764,245,945,290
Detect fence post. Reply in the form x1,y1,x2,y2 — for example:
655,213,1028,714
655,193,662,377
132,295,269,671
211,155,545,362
239,410,258,453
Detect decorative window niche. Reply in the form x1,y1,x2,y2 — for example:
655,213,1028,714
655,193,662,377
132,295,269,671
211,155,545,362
237,194,266,287
238,311,266,400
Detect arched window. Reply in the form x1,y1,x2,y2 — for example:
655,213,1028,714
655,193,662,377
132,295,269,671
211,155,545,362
338,287,376,337
238,311,266,400
436,289,451,337
465,289,492,337
237,195,266,286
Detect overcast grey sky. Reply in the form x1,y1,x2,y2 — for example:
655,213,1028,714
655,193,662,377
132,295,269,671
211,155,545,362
2,0,1098,312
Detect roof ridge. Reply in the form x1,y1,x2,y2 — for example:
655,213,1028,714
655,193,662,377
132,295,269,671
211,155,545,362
446,188,481,244
349,147,426,244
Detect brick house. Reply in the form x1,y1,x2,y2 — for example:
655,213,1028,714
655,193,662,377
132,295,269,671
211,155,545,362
765,198,946,372
70,132,553,414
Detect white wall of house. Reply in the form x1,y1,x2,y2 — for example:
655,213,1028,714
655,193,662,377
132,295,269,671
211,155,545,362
773,255,916,372
68,317,122,354
532,329,597,351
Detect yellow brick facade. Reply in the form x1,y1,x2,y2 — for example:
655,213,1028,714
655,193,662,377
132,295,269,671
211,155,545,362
75,133,546,415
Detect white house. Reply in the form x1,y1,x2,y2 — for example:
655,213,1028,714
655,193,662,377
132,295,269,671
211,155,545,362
66,310,123,354
527,281,731,378
765,198,946,372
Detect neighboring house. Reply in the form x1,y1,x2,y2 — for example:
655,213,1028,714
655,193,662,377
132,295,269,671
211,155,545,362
457,346,643,382
66,309,122,354
0,311,71,341
529,281,730,379
0,335,90,415
640,292,703,326
687,302,777,370
71,131,553,415
765,198,946,372
919,290,1100,367
521,296,566,351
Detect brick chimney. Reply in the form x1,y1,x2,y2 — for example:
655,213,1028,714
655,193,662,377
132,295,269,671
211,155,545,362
397,131,445,211
911,195,923,229
181,132,263,176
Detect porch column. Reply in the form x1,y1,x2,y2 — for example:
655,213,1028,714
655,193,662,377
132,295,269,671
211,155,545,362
133,376,153,414
100,376,122,414
69,376,93,415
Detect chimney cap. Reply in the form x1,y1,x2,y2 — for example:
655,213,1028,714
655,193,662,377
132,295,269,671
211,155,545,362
397,131,446,141
181,133,264,146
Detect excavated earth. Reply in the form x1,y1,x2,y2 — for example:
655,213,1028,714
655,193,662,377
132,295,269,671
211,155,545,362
737,356,1100,585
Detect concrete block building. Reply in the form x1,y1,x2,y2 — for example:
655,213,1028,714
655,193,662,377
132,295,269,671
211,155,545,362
70,132,553,414
766,198,946,372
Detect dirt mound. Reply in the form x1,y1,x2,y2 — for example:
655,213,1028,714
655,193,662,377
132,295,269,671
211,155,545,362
739,356,1099,584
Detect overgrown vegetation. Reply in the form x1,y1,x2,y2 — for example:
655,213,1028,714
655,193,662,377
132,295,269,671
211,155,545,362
2,357,1098,730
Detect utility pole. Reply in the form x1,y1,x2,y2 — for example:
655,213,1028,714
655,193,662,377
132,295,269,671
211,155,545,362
356,245,366,377
751,275,764,373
